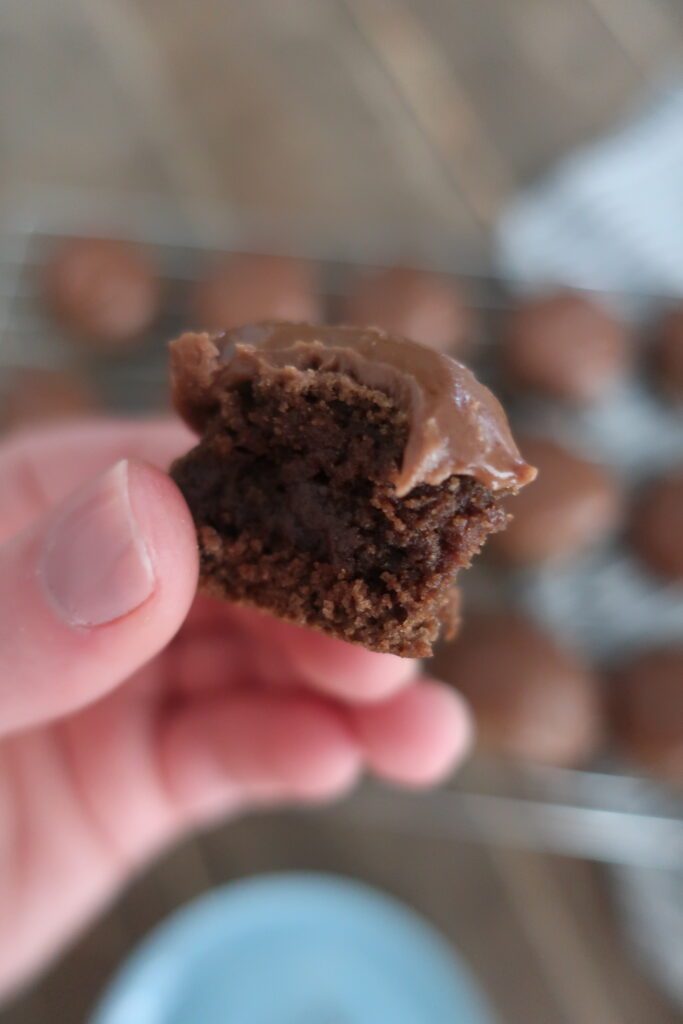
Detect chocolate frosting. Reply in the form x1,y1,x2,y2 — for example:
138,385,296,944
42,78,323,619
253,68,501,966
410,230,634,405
170,321,535,496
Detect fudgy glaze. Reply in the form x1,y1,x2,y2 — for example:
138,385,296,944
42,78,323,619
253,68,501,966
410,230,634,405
170,321,535,496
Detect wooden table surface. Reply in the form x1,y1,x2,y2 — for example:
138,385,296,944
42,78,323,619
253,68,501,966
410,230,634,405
1,2,682,1022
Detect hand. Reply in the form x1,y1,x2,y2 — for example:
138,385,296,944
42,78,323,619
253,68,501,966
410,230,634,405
0,418,472,996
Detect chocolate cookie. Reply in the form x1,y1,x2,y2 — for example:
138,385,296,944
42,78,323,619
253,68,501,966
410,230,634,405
490,437,621,566
170,322,534,656
44,237,159,346
610,648,683,783
503,291,629,403
345,267,470,355
432,612,601,765
193,254,319,332
653,306,683,404
2,366,97,431
631,469,683,582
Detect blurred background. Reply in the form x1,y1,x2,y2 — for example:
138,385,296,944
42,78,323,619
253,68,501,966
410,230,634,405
1,2,683,1022
1,0,680,253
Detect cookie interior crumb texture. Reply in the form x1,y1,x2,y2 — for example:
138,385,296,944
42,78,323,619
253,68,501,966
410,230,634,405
170,323,534,656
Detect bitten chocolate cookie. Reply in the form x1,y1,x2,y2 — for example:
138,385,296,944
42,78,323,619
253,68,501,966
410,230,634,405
609,648,683,784
503,291,629,403
345,267,470,355
170,322,534,656
44,237,159,346
432,612,601,766
193,254,319,332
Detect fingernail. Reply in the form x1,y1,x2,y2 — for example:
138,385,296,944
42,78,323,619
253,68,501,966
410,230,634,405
41,460,155,627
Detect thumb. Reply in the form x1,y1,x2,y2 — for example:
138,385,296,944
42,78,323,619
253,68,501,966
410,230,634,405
0,459,198,736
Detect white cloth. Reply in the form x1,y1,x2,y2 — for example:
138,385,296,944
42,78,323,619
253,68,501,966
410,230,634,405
497,83,683,308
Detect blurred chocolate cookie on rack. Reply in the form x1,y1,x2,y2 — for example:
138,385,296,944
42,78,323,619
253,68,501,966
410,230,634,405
630,468,683,582
193,254,319,331
432,612,601,766
489,436,621,566
344,266,471,356
1,366,97,432
609,648,683,784
44,237,160,348
653,305,683,404
502,290,629,403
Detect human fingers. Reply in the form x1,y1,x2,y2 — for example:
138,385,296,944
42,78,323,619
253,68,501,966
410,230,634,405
168,628,253,697
161,679,471,829
348,678,473,786
160,691,362,822
224,605,418,702
0,459,197,735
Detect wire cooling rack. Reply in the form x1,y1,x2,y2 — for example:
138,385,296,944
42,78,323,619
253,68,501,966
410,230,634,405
0,190,681,872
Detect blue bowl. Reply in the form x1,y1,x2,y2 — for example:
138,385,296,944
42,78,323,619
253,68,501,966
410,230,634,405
89,873,497,1024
